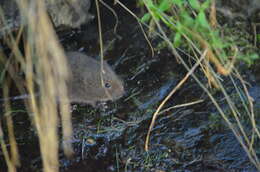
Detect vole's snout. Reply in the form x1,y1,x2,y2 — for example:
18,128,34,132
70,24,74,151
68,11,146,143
112,81,125,100
118,84,125,97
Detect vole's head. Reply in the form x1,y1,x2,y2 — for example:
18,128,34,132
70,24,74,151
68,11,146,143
66,52,124,106
96,63,125,102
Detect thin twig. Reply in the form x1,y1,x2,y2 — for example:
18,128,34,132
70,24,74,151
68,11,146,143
145,49,208,151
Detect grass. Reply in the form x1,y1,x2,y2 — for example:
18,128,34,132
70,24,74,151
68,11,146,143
132,0,260,170
115,0,260,170
0,1,73,171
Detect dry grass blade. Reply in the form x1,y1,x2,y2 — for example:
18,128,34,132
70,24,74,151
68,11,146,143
158,99,204,115
139,1,260,169
112,0,155,57
209,0,217,28
0,122,16,172
17,1,72,171
3,82,20,167
99,0,119,34
145,49,207,151
0,0,73,171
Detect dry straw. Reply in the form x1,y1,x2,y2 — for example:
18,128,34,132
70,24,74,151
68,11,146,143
1,1,73,171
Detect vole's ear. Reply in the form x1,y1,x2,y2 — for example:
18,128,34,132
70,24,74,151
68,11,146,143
102,60,113,69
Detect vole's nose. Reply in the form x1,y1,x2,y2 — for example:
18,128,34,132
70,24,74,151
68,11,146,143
114,83,125,100
121,86,125,97
119,83,125,96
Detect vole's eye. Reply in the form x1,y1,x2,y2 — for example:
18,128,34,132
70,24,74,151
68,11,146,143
105,82,111,88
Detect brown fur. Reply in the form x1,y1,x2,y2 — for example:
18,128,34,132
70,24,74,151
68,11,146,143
66,52,124,106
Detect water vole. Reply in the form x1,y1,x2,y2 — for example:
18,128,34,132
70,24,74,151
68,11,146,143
0,52,124,106
66,51,124,106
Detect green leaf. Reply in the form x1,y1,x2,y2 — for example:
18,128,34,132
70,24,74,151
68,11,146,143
197,11,210,29
210,31,224,49
144,0,155,8
256,34,260,41
137,1,145,7
248,53,260,60
201,0,211,11
172,0,183,7
181,11,194,27
141,13,151,23
188,0,200,10
159,0,171,12
173,32,182,47
175,21,183,32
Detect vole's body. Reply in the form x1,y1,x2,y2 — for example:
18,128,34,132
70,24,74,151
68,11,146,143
0,52,124,106
66,51,124,106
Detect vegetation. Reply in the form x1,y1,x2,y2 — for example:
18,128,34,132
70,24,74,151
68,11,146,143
0,1,72,172
134,0,260,170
